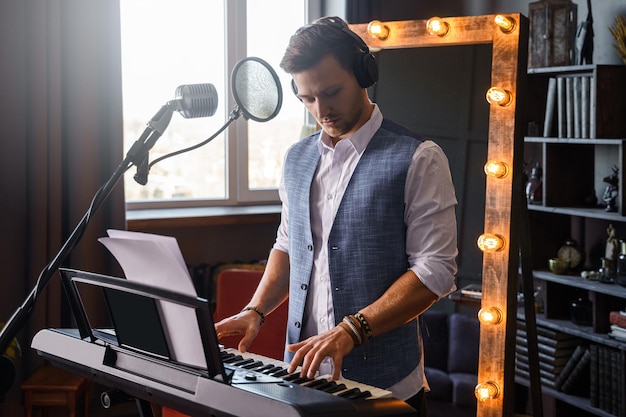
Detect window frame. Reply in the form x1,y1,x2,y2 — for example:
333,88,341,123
124,0,322,211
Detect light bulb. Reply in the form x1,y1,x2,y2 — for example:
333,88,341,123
367,20,390,40
478,307,503,325
484,160,509,178
486,87,513,106
426,17,449,37
494,15,516,33
475,381,500,401
477,234,505,252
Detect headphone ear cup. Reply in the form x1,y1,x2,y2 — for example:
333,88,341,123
353,52,379,89
291,79,302,102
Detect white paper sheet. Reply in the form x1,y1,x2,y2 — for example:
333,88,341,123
99,229,206,369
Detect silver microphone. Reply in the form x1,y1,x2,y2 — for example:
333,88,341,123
168,83,218,118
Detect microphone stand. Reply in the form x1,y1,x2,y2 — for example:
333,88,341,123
0,104,174,398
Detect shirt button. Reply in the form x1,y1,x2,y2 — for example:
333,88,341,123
326,193,333,200
301,283,308,290
295,321,301,328
307,245,313,251
320,317,325,324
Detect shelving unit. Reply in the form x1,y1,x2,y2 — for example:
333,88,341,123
519,64,626,417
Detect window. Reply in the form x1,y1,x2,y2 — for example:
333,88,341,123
120,0,310,208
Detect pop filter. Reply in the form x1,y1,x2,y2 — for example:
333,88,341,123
231,56,283,122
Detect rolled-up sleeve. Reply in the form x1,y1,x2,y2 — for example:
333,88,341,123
273,164,290,254
405,140,458,298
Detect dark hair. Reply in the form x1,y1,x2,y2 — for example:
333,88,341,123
279,16,363,75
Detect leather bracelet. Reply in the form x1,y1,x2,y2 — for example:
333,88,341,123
241,306,265,325
354,312,372,339
339,321,362,346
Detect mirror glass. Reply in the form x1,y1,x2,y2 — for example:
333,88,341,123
371,44,492,290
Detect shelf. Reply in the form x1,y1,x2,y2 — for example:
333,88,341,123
527,205,626,221
515,376,616,417
532,270,626,299
525,137,626,144
518,310,626,350
527,64,619,76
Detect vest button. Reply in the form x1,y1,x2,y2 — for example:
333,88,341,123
300,283,308,290
307,244,313,251
295,321,301,328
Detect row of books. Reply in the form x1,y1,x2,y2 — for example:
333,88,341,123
590,344,626,417
543,74,596,139
515,320,582,392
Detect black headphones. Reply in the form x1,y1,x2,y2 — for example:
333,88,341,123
290,17,379,98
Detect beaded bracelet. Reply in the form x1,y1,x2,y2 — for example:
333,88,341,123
241,306,265,325
354,312,372,339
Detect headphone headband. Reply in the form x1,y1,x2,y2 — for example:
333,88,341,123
291,16,378,94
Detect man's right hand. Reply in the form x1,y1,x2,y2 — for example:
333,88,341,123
214,310,263,353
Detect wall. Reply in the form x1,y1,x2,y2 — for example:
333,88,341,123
496,0,625,66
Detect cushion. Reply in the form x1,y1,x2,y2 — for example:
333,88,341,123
447,313,480,374
424,367,453,402
450,372,479,408
421,310,449,372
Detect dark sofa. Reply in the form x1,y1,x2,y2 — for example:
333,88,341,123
421,310,480,417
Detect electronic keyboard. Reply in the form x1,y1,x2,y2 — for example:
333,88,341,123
32,328,416,417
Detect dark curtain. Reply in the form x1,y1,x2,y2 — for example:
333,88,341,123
0,1,125,414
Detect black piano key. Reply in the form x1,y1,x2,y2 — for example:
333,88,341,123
254,364,275,372
230,358,255,367
261,366,283,375
222,354,244,364
321,382,347,394
241,360,264,370
337,387,362,398
303,379,328,389
282,373,302,382
349,390,372,400
290,376,314,384
270,368,289,377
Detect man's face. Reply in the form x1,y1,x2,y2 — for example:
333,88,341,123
292,55,370,142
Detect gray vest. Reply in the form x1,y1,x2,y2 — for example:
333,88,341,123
283,119,424,389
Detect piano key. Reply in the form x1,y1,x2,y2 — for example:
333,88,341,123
222,347,392,399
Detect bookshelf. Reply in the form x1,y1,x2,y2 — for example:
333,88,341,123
519,64,626,417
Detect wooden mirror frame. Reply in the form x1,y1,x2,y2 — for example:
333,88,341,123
350,15,529,417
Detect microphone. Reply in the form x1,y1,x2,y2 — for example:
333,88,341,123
167,83,218,119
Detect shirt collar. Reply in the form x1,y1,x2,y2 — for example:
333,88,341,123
317,103,383,155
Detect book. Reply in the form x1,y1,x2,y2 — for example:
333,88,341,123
581,75,589,138
460,283,482,299
609,310,626,328
589,74,596,138
557,76,565,138
543,77,557,137
573,76,581,138
554,345,587,391
565,77,573,138
590,344,598,407
560,348,591,394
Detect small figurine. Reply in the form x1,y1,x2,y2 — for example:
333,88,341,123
525,162,543,205
602,166,619,212
606,224,618,261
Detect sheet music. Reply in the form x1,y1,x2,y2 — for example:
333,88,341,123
99,229,206,369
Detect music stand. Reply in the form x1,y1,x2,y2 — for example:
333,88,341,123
59,268,231,415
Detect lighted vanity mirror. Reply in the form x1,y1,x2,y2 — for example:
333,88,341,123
351,15,529,417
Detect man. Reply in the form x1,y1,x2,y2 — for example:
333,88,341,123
215,16,458,414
